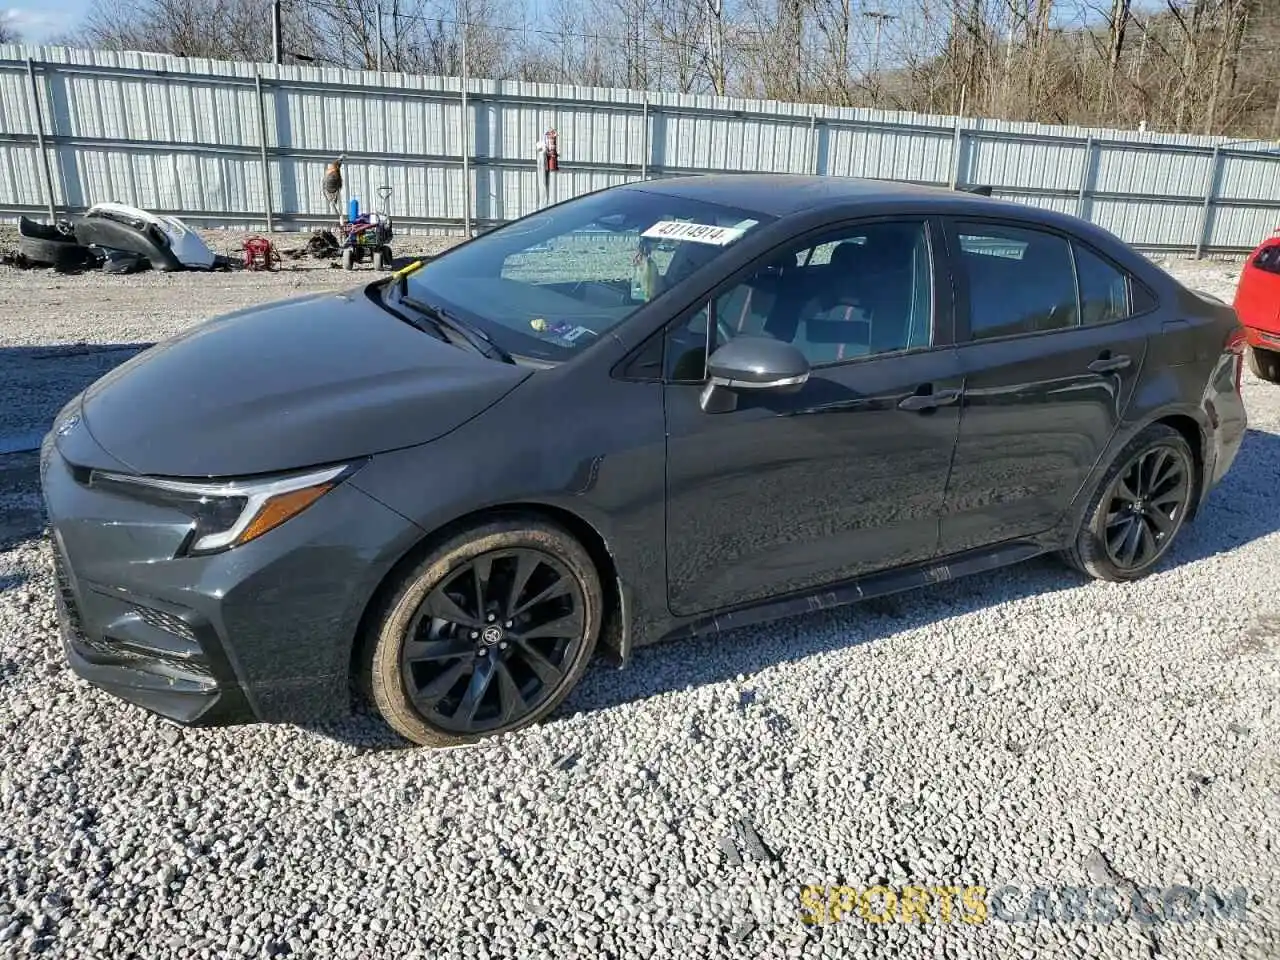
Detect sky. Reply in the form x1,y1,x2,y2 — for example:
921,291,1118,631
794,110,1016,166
3,0,1174,49
3,2,80,42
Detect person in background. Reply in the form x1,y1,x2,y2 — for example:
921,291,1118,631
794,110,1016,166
323,155,346,222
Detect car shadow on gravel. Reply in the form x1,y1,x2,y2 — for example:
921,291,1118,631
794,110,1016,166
0,572,28,592
565,428,1280,715
0,343,153,451
305,428,1280,751
0,452,45,549
1164,427,1280,567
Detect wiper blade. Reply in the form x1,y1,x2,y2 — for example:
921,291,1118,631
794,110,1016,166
398,293,514,364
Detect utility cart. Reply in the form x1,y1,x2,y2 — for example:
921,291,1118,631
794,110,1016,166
340,186,395,271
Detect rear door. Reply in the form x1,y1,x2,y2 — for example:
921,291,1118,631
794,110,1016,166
938,218,1153,554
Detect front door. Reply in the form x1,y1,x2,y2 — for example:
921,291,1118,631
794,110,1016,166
938,218,1150,554
661,217,965,617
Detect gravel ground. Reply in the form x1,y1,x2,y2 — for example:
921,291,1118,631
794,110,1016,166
1,247,1279,959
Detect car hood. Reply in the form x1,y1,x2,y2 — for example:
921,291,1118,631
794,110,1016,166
72,287,532,477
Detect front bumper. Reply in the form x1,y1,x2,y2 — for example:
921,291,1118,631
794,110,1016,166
40,432,425,727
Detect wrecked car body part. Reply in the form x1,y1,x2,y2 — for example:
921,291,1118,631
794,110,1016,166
96,247,149,275
77,203,216,271
17,216,95,271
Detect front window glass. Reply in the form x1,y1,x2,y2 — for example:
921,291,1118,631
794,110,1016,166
402,188,774,362
665,219,934,380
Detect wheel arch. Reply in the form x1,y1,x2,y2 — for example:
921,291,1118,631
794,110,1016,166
1152,412,1206,519
1063,404,1209,541
346,500,628,708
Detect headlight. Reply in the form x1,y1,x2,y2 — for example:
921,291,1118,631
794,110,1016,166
88,461,363,556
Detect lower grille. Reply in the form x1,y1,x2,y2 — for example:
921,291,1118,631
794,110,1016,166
133,605,198,645
49,539,86,644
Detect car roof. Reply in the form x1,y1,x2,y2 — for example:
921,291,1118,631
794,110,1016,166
622,173,1135,262
623,173,1004,216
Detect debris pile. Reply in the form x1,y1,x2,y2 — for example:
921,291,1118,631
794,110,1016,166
15,204,219,275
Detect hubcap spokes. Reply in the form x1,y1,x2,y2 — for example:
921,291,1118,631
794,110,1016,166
1103,445,1189,571
400,549,585,733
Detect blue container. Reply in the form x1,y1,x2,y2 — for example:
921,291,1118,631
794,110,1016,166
348,197,359,222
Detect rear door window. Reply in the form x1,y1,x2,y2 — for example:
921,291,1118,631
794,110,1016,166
954,223,1079,340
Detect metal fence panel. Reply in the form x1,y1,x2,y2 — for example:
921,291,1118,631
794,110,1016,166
0,67,37,135
1206,204,1280,251
1093,144,1212,199
994,193,1078,215
2,42,1279,252
1090,197,1206,249
824,125,952,182
966,137,1085,193
1218,153,1280,202
0,143,43,206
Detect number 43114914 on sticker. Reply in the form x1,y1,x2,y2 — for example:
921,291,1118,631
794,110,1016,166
641,220,748,246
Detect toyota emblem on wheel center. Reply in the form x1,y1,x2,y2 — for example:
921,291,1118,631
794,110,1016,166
481,625,503,645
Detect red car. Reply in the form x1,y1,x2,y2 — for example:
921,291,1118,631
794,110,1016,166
1234,230,1280,382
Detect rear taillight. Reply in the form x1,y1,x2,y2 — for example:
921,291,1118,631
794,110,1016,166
1226,324,1246,393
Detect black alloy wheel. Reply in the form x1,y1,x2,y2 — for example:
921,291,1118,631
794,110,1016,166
364,519,602,746
401,548,586,734
1063,423,1197,582
1101,445,1192,571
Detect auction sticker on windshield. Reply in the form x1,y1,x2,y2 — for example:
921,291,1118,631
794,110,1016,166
642,220,749,246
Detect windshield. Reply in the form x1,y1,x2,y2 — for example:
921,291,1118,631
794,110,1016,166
401,187,776,362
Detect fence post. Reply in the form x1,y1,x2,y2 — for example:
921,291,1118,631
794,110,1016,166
1194,145,1221,259
640,97,649,181
254,73,275,233
812,114,823,174
460,20,472,237
1076,135,1094,218
25,59,57,222
949,121,964,188
807,113,816,175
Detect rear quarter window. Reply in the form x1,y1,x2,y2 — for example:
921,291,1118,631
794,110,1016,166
1255,245,1280,275
1073,243,1132,324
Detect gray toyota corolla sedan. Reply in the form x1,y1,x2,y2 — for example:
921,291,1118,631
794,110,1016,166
40,174,1248,746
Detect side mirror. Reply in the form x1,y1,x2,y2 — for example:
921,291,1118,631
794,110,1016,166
700,337,810,413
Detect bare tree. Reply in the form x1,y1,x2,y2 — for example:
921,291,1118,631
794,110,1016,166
56,0,1280,138
704,0,727,95
649,0,707,93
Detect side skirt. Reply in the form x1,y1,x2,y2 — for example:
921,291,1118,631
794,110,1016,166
659,539,1052,643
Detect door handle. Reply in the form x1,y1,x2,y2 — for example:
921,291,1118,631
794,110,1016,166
1088,354,1131,373
898,388,961,411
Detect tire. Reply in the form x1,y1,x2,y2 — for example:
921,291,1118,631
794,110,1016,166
1247,345,1280,383
1061,423,1197,582
17,232,92,270
341,248,354,271
362,518,603,747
